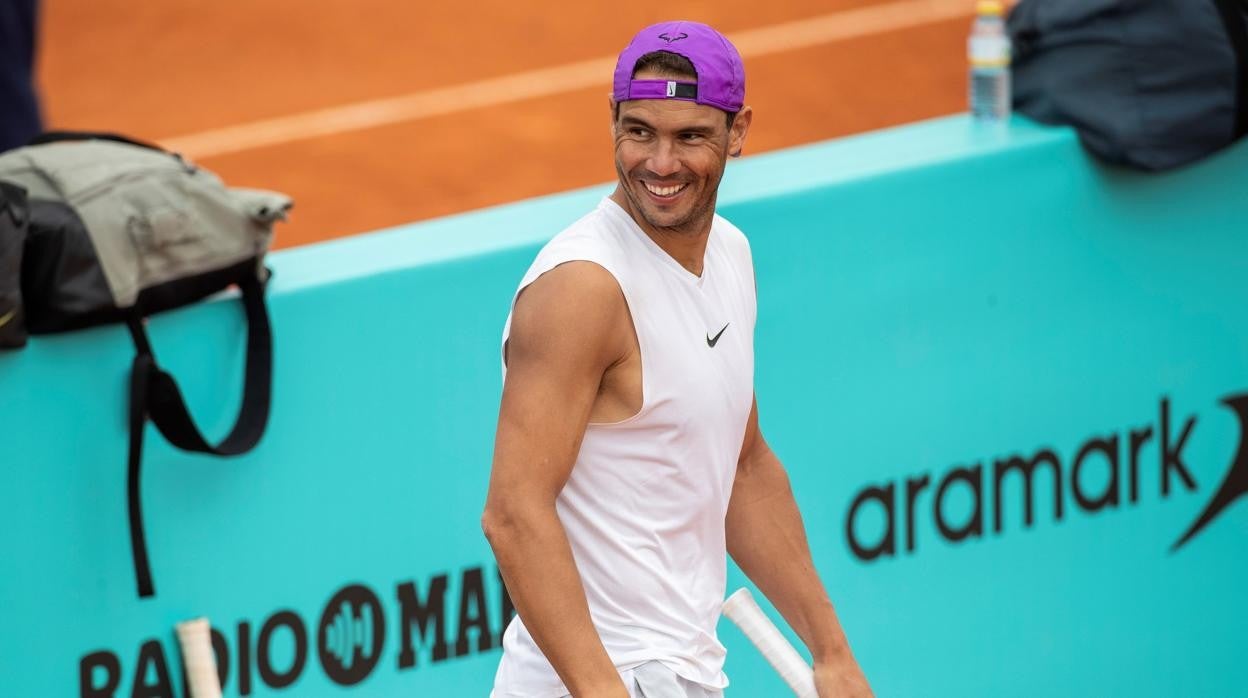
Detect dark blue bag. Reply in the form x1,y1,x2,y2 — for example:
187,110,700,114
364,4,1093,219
1009,0,1247,171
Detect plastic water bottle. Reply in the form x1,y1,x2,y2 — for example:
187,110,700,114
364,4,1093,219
968,0,1011,122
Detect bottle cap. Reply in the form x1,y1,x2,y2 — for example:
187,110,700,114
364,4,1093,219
976,0,1004,16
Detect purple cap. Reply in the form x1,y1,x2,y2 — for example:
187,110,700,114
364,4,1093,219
613,21,745,113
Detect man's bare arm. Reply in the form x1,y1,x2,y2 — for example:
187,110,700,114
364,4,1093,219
481,262,632,698
726,397,873,698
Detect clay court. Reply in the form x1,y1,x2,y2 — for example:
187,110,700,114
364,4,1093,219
38,0,972,248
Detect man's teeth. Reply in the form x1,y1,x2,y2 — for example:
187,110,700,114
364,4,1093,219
644,182,687,197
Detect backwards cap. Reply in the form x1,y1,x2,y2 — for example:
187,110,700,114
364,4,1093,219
612,20,745,113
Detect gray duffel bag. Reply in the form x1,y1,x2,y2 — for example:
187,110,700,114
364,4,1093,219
0,131,292,599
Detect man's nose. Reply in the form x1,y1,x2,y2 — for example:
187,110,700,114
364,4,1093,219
646,138,681,177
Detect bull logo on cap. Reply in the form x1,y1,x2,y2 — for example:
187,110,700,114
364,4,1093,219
658,32,689,44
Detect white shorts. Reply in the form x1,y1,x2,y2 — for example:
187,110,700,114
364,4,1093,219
489,658,725,698
576,661,724,698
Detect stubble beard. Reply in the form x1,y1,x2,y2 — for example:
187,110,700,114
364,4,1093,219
615,163,722,238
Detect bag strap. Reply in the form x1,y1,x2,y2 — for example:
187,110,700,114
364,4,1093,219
124,271,273,598
144,273,273,455
0,181,28,225
126,352,157,597
27,131,166,152
1212,0,1248,138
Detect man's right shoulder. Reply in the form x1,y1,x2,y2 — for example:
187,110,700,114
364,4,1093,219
538,206,620,257
521,206,626,296
517,260,622,314
508,260,629,368
506,206,630,366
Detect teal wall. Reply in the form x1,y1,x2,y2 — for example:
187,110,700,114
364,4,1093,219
2,115,1246,697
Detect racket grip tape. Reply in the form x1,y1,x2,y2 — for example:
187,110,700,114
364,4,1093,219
722,588,818,698
175,618,223,698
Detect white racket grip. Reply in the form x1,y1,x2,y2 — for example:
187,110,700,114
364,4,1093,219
722,588,818,698
175,618,223,698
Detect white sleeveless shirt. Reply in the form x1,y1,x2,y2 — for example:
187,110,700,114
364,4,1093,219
492,198,756,697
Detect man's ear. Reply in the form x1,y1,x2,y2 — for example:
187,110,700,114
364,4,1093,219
608,95,619,134
728,105,753,158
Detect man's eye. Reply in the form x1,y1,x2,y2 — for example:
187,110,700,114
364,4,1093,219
680,133,703,142
629,128,650,137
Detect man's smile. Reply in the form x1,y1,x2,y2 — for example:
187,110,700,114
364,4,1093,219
641,180,689,201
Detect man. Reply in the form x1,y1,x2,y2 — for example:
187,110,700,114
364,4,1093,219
482,20,872,698
0,0,42,151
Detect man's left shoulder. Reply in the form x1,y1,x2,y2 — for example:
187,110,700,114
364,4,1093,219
713,213,752,255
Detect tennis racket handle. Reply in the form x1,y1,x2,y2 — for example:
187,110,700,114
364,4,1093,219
175,618,223,698
722,588,818,698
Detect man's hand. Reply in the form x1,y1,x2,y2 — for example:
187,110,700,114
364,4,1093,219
814,659,873,698
727,398,873,698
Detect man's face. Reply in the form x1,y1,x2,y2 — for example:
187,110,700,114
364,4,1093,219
611,74,750,235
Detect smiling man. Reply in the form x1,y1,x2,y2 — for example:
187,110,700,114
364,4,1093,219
482,21,872,698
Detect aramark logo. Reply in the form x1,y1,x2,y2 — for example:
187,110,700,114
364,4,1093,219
843,393,1248,562
1173,394,1248,550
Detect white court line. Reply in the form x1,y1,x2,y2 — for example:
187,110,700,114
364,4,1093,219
163,0,973,159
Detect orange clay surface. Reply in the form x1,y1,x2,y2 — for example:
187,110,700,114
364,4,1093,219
37,0,970,249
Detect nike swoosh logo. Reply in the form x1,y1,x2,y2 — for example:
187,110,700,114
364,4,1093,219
707,322,730,348
0,309,16,330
